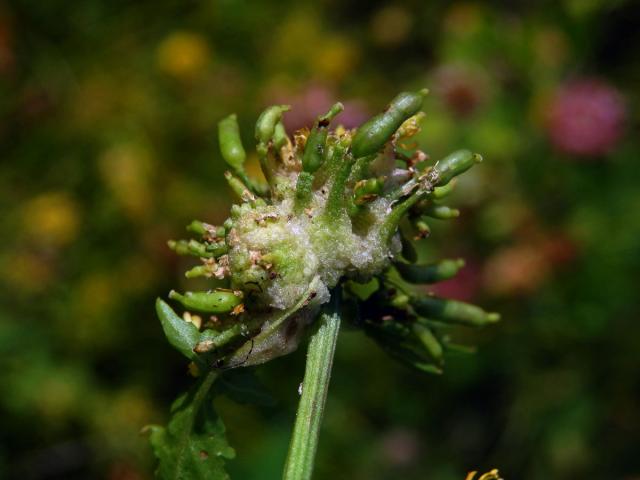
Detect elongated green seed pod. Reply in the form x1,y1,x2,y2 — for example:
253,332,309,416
351,89,428,158
412,295,500,327
218,114,246,172
395,258,465,283
169,289,242,314
412,323,443,361
433,150,482,186
302,102,344,173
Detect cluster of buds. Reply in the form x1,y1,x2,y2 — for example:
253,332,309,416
157,89,498,373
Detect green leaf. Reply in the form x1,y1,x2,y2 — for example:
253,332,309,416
155,298,199,361
146,371,235,480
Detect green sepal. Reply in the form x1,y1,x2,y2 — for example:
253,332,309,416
145,371,235,480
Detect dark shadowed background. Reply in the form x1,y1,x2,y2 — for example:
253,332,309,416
1,0,639,478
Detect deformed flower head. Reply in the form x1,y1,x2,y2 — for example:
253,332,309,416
157,89,498,373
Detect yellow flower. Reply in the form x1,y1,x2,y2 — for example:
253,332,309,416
466,469,503,480
21,192,80,247
156,31,211,79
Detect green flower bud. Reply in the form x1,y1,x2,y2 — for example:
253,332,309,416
432,150,482,186
351,89,428,159
395,258,465,283
422,204,460,220
255,105,290,150
412,323,443,362
412,296,500,327
218,113,246,172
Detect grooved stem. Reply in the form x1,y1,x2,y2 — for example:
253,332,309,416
283,293,341,480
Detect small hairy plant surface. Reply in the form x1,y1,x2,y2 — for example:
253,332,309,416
148,89,499,479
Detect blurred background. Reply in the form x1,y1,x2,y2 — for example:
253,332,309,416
1,0,639,479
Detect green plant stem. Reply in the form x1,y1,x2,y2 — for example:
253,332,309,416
283,294,341,480
193,369,219,411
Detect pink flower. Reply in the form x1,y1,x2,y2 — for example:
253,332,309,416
546,78,626,157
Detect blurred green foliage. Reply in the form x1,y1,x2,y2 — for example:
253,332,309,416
1,1,639,479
